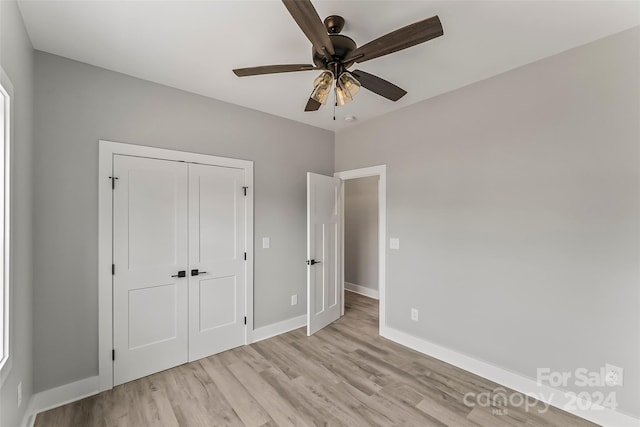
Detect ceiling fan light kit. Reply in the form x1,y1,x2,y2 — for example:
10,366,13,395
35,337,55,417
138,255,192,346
233,0,443,113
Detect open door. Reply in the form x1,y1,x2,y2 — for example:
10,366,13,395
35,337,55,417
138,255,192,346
307,172,342,336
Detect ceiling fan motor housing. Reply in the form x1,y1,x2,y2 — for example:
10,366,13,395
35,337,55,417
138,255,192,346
312,33,357,72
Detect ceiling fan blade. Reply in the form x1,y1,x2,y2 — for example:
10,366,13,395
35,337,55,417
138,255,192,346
233,64,317,77
304,97,322,112
351,70,407,102
282,0,335,61
345,15,443,64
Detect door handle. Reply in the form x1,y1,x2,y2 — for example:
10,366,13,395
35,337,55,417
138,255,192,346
171,270,186,278
191,269,208,276
306,259,321,265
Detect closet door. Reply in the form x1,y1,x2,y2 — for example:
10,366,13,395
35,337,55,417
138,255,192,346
188,163,246,361
113,155,188,386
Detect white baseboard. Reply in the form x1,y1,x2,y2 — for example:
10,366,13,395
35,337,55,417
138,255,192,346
381,326,640,427
20,412,35,427
345,282,379,300
21,375,101,427
252,314,306,343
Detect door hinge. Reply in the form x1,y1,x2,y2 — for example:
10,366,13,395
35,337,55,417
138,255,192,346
112,264,115,275
244,316,247,325
112,349,115,361
244,252,247,261
242,186,248,196
109,176,119,189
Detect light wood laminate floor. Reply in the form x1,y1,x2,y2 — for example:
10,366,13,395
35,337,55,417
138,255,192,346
35,292,596,426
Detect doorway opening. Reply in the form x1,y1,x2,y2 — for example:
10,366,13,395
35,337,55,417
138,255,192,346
335,165,386,334
343,176,379,326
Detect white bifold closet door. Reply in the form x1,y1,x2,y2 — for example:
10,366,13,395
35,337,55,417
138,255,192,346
113,155,246,386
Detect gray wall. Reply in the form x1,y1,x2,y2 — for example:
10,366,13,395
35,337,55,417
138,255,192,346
344,176,378,291
0,1,35,425
336,27,640,417
33,52,334,392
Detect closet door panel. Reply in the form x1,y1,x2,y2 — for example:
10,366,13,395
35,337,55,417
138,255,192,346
188,163,246,361
113,155,188,386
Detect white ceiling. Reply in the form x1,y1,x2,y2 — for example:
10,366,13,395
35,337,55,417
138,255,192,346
17,0,640,131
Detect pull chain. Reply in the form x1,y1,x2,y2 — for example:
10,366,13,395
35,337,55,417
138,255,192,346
333,86,337,121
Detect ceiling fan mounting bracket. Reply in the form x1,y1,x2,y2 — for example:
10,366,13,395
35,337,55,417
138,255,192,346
324,15,345,34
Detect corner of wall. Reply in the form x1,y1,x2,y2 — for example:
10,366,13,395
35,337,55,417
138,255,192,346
0,0,36,426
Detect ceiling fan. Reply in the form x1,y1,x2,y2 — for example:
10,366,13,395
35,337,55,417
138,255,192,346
233,0,443,112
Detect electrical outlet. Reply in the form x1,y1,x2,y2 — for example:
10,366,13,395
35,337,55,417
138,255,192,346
17,381,22,408
411,308,419,322
605,364,624,386
291,294,297,306
390,238,400,250
262,237,270,249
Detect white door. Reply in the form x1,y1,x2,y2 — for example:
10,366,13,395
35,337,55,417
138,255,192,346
307,172,342,336
113,155,188,386
188,163,246,361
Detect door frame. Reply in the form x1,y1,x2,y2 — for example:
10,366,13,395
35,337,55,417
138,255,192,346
334,165,386,333
98,140,254,391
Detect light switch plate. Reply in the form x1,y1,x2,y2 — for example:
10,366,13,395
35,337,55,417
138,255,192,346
262,237,270,249
390,238,400,250
17,381,22,408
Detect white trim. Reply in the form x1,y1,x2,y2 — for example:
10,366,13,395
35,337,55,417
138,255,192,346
251,315,306,343
0,66,13,385
345,283,379,300
98,140,254,391
334,165,386,333
381,326,640,427
21,376,101,427
20,411,34,427
97,142,113,392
